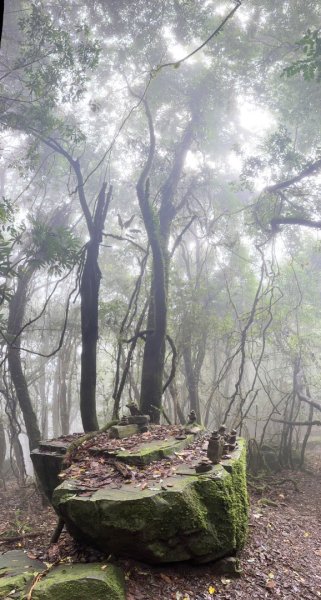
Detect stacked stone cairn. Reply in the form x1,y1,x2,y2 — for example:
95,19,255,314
109,402,150,439
206,425,238,465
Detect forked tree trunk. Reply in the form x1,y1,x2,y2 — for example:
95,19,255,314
137,99,196,422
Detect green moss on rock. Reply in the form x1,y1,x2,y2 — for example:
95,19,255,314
53,439,248,564
115,433,196,465
0,550,46,599
31,563,125,600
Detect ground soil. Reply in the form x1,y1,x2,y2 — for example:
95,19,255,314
0,453,320,599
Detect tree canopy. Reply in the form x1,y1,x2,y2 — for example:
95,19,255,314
1,0,321,469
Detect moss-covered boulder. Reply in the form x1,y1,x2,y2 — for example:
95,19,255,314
53,440,248,564
0,550,46,598
31,563,125,600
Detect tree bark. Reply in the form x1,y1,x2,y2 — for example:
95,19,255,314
182,334,202,423
79,182,113,431
137,99,196,421
7,268,41,451
79,240,101,431
40,142,112,433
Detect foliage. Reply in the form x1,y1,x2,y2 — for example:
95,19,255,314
16,2,100,104
283,28,321,81
0,199,20,311
27,219,81,274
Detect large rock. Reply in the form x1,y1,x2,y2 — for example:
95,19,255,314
53,440,248,564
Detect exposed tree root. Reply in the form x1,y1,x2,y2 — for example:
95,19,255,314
64,420,118,464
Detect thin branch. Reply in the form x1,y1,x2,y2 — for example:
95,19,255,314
296,390,321,413
152,1,242,72
272,419,321,426
103,232,146,254
162,334,177,393
170,216,197,258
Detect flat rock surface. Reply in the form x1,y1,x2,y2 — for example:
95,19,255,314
58,427,217,491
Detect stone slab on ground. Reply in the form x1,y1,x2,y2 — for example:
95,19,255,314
31,563,125,600
0,549,46,598
0,551,125,600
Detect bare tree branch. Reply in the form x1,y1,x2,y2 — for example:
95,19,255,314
272,419,321,426
266,157,321,193
152,1,242,72
271,217,321,231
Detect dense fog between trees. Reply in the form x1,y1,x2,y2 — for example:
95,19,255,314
1,0,321,479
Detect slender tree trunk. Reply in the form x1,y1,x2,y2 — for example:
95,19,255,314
182,342,201,422
52,359,60,437
140,269,167,421
0,420,6,483
38,372,48,439
39,147,112,434
79,241,100,431
7,268,41,451
137,100,196,421
168,379,185,424
57,342,72,436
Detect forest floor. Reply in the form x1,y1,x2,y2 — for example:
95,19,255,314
0,453,321,600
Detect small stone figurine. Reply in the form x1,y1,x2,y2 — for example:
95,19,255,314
187,410,197,424
218,424,227,439
120,415,129,426
195,458,213,473
207,430,222,464
126,402,142,416
222,442,231,458
228,429,237,451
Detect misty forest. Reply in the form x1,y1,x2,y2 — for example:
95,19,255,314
1,1,321,599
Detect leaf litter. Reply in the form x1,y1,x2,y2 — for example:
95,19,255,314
1,443,321,598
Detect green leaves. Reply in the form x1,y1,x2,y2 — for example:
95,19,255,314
17,2,100,104
283,29,321,82
1,1,101,144
27,220,81,274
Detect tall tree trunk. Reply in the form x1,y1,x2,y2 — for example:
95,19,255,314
39,146,112,433
139,256,167,421
182,322,207,424
79,240,101,431
7,268,41,451
182,338,201,423
137,99,196,421
59,344,72,436
38,371,48,439
79,182,112,431
52,359,60,437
